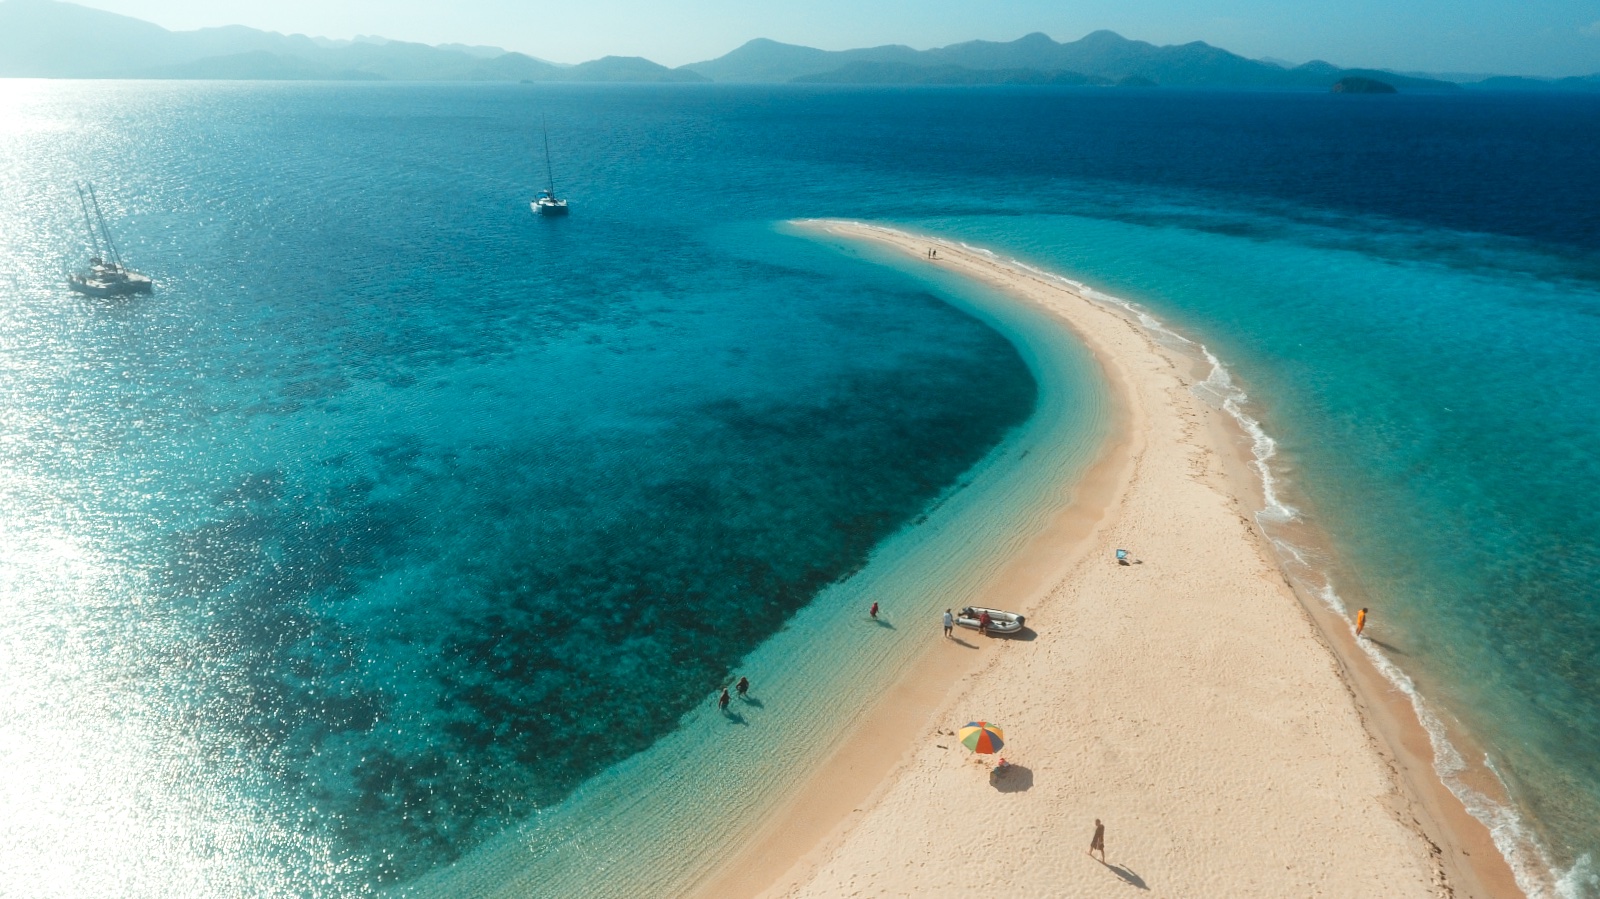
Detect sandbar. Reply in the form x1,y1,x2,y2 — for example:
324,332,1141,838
699,220,1520,899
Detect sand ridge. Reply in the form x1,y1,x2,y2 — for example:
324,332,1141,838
754,221,1464,898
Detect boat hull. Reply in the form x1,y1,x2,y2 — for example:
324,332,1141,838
532,199,569,216
68,271,153,297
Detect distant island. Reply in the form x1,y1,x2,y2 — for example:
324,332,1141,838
1332,76,1398,94
2,0,1597,90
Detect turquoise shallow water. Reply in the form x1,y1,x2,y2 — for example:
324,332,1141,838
0,83,1049,894
401,229,1110,897
1,81,1598,897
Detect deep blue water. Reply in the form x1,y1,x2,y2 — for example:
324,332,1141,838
2,82,1598,896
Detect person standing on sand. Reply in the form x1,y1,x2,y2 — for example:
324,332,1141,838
870,601,879,619
943,608,954,637
718,687,730,710
736,676,749,697
978,610,992,636
1088,819,1106,863
1356,607,1369,637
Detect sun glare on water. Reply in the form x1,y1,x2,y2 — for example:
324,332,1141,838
0,79,67,139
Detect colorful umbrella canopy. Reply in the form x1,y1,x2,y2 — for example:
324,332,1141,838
959,721,1005,754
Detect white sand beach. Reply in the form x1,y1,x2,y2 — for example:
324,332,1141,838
703,221,1521,899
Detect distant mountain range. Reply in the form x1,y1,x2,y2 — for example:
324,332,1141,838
2,0,1596,90
0,0,704,82
696,34,1597,91
714,33,1459,90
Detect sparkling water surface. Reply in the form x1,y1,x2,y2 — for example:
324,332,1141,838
2,81,1598,897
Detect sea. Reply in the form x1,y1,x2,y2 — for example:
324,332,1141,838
1,80,1596,898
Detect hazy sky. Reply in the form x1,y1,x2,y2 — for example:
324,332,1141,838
79,0,1600,75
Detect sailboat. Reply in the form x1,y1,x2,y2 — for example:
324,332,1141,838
68,183,152,297
530,120,569,217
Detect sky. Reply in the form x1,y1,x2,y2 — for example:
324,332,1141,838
71,0,1600,76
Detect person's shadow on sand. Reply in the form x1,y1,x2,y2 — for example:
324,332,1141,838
948,636,979,649
871,617,895,629
721,710,748,726
1099,860,1148,890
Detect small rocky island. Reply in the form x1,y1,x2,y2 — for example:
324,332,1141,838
1331,76,1398,93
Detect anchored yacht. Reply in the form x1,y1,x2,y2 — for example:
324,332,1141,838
68,183,152,297
530,120,569,217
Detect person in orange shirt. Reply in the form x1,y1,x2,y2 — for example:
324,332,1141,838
1356,607,1369,637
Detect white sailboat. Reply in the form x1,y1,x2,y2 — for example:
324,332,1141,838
531,120,569,217
68,183,152,297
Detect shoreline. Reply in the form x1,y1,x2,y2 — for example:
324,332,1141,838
686,313,1135,899
711,220,1521,898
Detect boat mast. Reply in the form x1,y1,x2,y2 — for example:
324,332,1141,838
86,182,125,269
75,183,103,261
541,116,556,196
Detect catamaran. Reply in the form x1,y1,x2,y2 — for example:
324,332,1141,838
530,120,569,217
68,183,152,297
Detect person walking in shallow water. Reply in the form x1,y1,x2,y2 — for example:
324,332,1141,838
1356,607,1369,637
1088,819,1106,863
717,687,730,711
943,608,954,638
870,601,879,619
736,676,749,698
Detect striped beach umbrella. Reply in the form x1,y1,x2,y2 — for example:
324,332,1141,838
959,721,1005,754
